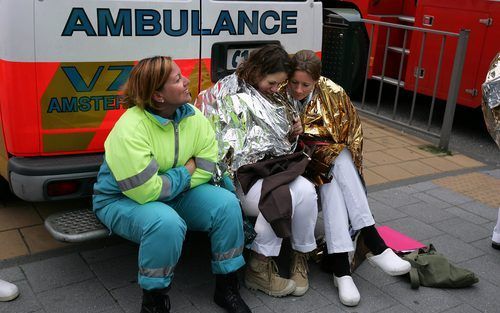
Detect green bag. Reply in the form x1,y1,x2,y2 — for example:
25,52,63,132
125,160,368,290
402,244,479,289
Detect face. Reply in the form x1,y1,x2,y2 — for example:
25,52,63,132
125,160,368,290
154,62,191,108
289,70,316,101
257,71,288,95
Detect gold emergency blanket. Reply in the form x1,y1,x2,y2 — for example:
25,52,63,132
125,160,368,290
195,73,296,180
282,76,363,183
482,52,500,148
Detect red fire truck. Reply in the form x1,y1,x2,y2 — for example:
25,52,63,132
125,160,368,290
325,0,500,108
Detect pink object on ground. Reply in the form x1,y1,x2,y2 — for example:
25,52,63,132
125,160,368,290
376,226,426,254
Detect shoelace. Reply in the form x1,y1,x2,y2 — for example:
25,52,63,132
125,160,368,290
268,258,281,278
291,252,309,278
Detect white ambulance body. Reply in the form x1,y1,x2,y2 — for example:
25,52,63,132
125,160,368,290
0,0,322,201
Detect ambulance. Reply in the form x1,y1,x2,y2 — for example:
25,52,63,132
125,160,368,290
0,0,323,201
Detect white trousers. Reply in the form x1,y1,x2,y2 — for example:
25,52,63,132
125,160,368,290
238,176,318,257
320,148,375,254
493,208,500,243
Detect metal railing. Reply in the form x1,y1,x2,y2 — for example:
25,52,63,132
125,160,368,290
357,18,469,150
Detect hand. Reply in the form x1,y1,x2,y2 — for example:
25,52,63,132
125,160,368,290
290,116,303,137
185,158,196,175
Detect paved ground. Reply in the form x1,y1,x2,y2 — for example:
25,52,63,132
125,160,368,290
0,117,499,313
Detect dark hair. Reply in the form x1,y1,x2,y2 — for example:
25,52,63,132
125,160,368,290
290,50,322,81
122,56,172,110
235,44,291,87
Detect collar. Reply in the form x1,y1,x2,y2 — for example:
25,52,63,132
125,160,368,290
147,103,195,126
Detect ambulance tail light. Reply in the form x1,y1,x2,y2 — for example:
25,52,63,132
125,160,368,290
47,180,81,197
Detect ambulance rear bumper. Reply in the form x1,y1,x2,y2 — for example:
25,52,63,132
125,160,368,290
8,154,103,202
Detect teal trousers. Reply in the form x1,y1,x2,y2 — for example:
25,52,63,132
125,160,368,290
94,184,245,290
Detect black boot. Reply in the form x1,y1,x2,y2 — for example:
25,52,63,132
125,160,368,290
214,273,252,313
141,287,171,313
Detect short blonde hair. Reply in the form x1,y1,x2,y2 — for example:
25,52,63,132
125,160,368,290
122,56,172,110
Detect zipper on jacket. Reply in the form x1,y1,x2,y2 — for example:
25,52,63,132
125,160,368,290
172,123,179,168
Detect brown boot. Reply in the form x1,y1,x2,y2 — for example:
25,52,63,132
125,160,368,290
245,255,296,297
290,251,309,296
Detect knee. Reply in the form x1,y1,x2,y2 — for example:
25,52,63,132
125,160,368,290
144,212,186,240
334,154,348,168
212,192,243,229
291,176,318,202
214,190,243,222
304,181,318,200
334,149,355,170
290,177,318,216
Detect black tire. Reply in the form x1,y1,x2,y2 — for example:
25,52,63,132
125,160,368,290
321,6,369,98
0,176,13,200
349,24,369,99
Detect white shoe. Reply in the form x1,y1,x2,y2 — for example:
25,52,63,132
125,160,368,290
0,279,19,302
333,275,360,307
367,248,411,276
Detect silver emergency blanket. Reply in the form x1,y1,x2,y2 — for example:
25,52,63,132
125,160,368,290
481,52,500,148
196,73,296,179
